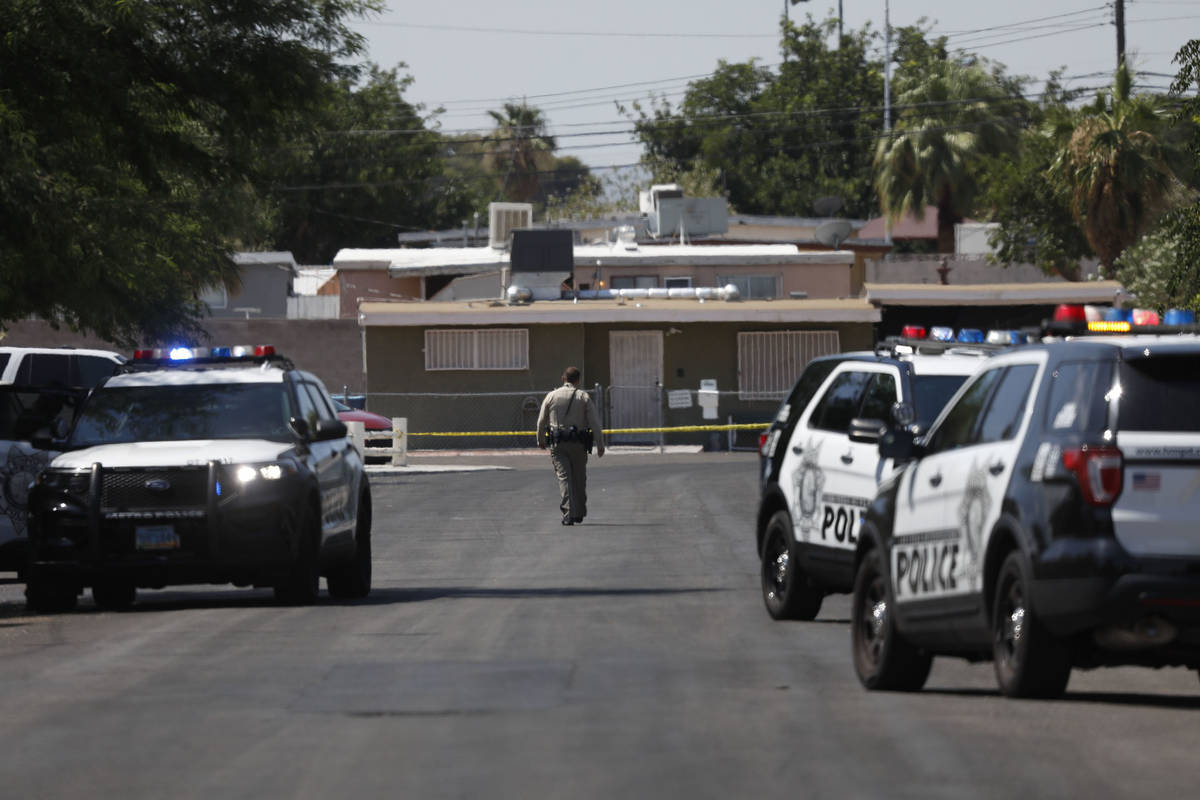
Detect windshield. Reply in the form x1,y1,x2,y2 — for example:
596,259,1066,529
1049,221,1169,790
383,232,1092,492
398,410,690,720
69,383,293,447
912,374,969,430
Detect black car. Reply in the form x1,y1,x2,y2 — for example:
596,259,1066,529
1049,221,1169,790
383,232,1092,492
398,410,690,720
853,331,1200,697
24,349,371,612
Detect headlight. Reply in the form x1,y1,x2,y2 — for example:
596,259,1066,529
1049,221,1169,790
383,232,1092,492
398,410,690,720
234,462,295,483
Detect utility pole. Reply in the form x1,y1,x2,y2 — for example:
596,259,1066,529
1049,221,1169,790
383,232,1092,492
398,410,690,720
1115,0,1126,69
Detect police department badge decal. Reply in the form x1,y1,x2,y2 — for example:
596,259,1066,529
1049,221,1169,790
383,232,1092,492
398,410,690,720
956,461,991,588
1,444,50,537
791,438,825,541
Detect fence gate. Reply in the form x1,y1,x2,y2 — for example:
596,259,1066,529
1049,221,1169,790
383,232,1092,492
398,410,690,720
608,331,663,444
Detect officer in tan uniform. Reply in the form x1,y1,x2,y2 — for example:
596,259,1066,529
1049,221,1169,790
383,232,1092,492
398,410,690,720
537,366,605,525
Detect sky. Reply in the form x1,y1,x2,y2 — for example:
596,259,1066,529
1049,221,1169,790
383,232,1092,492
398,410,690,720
349,1,1198,181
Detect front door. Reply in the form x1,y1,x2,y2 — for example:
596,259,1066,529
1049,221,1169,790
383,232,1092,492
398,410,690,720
609,331,664,444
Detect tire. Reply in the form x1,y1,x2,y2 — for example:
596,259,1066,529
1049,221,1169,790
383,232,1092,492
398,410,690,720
25,573,78,614
760,510,822,620
91,580,136,611
851,548,932,691
327,493,372,600
992,552,1071,698
274,502,321,605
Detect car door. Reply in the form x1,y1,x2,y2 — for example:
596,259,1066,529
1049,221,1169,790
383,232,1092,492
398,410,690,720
780,363,899,553
891,357,1044,609
294,381,353,543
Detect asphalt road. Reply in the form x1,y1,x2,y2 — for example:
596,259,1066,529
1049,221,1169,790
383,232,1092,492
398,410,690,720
1,452,1198,799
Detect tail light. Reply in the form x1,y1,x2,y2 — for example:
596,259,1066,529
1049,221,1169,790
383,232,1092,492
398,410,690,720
1061,445,1123,506
759,430,771,456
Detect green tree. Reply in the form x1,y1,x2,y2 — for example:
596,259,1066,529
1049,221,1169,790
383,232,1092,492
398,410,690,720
1049,64,1190,273
978,77,1093,280
875,55,1026,252
262,66,477,264
485,102,558,203
0,0,378,344
627,15,888,218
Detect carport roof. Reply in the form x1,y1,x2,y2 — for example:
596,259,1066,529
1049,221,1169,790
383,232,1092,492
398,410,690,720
358,297,880,326
864,281,1124,306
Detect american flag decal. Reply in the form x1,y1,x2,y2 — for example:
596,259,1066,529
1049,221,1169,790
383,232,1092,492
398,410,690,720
1132,473,1161,491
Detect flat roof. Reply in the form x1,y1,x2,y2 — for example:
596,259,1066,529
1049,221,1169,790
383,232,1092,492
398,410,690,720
864,281,1124,306
334,244,854,279
358,297,879,326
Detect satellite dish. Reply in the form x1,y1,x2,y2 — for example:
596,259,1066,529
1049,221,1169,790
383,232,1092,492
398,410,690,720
815,219,853,249
813,195,844,216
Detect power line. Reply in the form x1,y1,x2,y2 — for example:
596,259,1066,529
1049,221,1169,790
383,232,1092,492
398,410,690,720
359,20,775,39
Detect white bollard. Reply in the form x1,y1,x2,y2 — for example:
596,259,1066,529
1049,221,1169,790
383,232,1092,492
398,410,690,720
347,420,365,458
391,417,408,467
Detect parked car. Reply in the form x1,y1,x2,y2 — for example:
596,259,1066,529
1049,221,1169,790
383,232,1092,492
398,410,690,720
332,398,393,463
756,332,1005,621
853,320,1200,697
0,346,124,388
25,346,371,612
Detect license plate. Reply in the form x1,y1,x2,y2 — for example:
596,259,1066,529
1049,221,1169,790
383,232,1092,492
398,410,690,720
135,525,180,551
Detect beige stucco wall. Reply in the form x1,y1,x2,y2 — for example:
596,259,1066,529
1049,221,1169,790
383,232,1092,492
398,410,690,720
337,271,422,318
587,261,852,298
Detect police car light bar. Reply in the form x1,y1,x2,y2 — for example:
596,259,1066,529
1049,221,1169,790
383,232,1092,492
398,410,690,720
127,344,289,370
1046,305,1200,337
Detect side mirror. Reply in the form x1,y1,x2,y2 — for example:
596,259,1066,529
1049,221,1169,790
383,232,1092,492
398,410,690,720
848,417,886,444
29,418,70,451
313,418,348,441
289,416,310,440
879,427,923,462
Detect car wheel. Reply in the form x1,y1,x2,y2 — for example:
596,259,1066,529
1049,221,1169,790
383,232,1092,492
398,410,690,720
274,502,321,605
760,510,822,620
992,552,1071,698
91,580,136,611
327,493,372,600
25,573,78,614
852,548,931,691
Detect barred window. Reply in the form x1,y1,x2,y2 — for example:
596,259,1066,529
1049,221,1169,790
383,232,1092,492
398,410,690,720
738,331,841,400
424,329,529,371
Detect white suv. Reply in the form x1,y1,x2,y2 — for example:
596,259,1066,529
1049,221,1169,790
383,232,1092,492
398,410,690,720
757,338,1002,620
0,346,125,388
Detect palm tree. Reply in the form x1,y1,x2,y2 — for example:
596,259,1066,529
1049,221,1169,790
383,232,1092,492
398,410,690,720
1049,64,1185,273
485,102,557,203
874,58,1022,252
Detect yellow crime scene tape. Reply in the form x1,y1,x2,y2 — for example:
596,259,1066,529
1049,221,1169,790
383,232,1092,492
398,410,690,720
401,423,768,438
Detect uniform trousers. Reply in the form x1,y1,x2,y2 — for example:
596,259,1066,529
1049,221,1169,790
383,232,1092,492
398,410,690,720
550,441,588,520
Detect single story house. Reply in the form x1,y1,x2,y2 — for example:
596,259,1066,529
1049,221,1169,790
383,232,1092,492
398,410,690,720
357,296,880,448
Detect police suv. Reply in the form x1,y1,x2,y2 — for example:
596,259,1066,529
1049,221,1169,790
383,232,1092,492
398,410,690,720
853,313,1200,698
24,346,371,612
757,331,1005,620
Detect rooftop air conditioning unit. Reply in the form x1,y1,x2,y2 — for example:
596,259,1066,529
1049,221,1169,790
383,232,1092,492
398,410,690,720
489,202,534,250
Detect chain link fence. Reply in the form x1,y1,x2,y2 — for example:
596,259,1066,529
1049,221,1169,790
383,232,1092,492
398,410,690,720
363,386,779,451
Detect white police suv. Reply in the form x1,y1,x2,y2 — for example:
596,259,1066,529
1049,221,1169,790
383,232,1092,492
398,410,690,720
24,346,371,612
757,330,1006,620
853,311,1200,698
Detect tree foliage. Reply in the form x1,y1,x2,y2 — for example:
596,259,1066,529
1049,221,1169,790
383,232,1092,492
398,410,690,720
0,0,380,345
627,16,888,218
875,54,1026,252
261,66,478,264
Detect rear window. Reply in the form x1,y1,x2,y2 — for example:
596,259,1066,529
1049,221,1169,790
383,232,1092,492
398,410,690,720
1119,356,1200,432
911,374,968,430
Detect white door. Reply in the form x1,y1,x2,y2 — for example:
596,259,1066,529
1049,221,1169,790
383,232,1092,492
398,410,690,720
609,331,663,443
